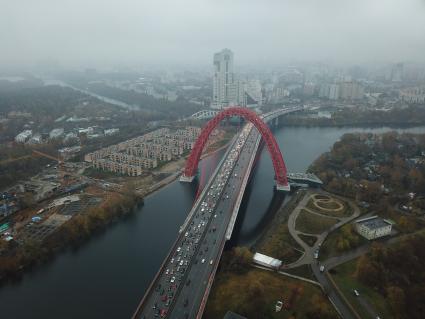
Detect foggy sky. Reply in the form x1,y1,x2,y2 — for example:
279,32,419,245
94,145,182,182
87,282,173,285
2,0,425,69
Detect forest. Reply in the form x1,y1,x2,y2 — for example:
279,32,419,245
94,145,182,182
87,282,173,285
280,105,425,127
354,232,425,319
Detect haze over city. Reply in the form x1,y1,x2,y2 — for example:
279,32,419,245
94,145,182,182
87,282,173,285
1,1,425,319
2,0,425,69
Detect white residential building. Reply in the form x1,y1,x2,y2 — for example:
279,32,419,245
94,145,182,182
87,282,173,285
15,130,32,143
212,49,235,109
49,128,64,139
355,216,392,240
104,128,120,136
400,86,425,104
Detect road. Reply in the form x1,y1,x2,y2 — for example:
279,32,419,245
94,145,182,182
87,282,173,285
283,190,362,319
132,107,302,319
134,123,262,318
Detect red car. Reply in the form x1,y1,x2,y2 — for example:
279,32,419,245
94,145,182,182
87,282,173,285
161,294,167,302
160,309,167,318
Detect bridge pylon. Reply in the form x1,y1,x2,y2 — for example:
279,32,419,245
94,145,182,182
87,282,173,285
276,182,291,192
180,174,195,182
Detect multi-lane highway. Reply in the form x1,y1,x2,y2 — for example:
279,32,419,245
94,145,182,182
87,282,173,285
133,107,302,319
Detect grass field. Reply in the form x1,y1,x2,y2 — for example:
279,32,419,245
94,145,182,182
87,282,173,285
257,223,303,263
283,264,316,281
204,268,337,319
332,258,392,319
298,233,317,246
306,198,352,218
319,226,366,261
295,209,337,234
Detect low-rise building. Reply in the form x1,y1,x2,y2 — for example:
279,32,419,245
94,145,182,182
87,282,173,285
49,128,64,139
15,130,32,143
104,128,120,136
253,252,282,269
355,215,392,240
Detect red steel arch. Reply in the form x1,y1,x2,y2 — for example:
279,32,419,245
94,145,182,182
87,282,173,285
183,107,288,187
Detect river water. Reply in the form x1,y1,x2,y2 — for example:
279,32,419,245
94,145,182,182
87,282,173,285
1,125,424,319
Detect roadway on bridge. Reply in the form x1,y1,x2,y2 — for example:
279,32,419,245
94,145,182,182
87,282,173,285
133,107,301,319
135,124,260,319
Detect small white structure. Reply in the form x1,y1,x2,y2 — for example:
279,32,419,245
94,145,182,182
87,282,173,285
15,130,32,143
355,216,392,240
275,301,283,312
48,195,80,209
104,128,120,136
49,128,64,139
253,252,282,269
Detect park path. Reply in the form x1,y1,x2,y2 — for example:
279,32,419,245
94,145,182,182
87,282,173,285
285,190,361,269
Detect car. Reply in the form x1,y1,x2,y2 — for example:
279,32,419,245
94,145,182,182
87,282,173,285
165,269,169,275
320,265,325,272
160,309,167,318
161,294,167,302
314,250,319,259
201,259,206,263
353,289,360,297
209,259,213,265
177,247,181,252
170,276,175,283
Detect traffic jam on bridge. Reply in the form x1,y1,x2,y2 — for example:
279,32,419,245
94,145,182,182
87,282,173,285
134,107,301,319
136,124,254,319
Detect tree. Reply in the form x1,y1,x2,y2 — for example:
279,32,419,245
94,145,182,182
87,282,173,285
355,255,381,288
386,285,405,317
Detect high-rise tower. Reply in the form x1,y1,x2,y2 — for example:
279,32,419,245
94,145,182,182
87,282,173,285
212,49,234,109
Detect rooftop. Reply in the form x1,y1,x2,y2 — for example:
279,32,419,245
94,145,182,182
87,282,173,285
356,215,392,230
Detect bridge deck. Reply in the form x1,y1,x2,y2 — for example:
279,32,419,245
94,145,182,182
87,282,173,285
132,106,303,319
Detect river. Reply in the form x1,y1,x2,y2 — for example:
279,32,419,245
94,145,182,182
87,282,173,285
0,125,424,319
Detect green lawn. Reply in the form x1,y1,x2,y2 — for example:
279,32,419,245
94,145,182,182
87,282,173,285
319,225,367,261
306,198,352,218
295,209,337,234
257,223,303,264
283,264,315,281
332,258,393,319
298,233,317,247
204,268,337,319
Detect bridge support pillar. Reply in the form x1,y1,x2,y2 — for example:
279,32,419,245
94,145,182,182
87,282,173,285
180,174,195,182
276,182,291,192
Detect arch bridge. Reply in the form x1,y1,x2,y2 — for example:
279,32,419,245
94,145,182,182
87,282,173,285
181,106,291,190
189,109,219,120
133,106,303,319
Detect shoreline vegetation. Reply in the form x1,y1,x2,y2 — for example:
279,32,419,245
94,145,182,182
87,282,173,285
279,105,425,128
0,134,233,285
0,189,143,284
308,130,425,319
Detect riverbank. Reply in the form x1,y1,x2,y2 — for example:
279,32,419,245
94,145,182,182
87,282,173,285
4,125,425,319
0,191,143,284
139,135,234,199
